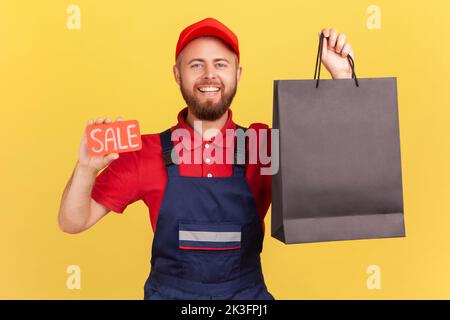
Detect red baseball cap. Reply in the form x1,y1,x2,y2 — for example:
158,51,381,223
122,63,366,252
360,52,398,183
175,17,240,63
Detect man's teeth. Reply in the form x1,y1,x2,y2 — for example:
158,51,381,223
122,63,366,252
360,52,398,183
198,86,220,92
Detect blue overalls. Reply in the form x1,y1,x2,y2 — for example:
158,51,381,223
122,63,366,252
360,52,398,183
143,128,274,300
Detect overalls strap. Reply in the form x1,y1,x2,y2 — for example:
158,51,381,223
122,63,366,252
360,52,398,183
160,128,175,166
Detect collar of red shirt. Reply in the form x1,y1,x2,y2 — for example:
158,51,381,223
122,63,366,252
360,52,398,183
172,107,238,151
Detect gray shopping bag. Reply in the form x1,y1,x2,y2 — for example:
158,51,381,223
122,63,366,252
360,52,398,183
271,34,405,244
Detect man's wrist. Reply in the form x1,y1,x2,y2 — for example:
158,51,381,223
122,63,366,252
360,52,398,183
76,161,99,177
331,71,353,79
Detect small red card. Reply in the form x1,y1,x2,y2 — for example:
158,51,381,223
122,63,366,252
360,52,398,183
86,120,142,156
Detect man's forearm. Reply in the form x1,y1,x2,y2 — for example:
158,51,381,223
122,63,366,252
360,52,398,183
58,161,98,233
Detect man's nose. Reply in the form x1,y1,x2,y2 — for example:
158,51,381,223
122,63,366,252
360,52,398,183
202,63,217,79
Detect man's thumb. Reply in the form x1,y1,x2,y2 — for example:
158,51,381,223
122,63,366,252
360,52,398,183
104,153,119,165
321,36,328,60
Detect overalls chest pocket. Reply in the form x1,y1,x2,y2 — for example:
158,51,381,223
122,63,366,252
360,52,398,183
178,223,241,283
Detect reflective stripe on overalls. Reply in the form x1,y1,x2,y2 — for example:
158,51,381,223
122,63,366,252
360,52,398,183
143,127,274,300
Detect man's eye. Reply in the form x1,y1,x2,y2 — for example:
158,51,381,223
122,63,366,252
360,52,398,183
190,64,202,69
216,63,227,68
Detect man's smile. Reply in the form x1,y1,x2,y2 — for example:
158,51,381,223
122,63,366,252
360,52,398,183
197,86,221,97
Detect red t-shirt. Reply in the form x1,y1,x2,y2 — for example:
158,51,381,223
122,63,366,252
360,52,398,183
91,107,272,232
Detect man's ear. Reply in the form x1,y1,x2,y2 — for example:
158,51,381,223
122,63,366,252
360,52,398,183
173,64,181,85
237,65,243,83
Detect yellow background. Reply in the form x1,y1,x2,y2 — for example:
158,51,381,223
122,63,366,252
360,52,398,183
1,0,449,299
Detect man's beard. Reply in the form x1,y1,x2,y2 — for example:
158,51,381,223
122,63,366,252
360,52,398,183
179,77,237,121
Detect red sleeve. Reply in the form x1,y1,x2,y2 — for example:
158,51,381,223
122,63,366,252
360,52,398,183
245,123,272,223
91,150,142,213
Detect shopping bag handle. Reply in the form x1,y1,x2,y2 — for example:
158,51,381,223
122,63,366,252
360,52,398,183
314,33,359,88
